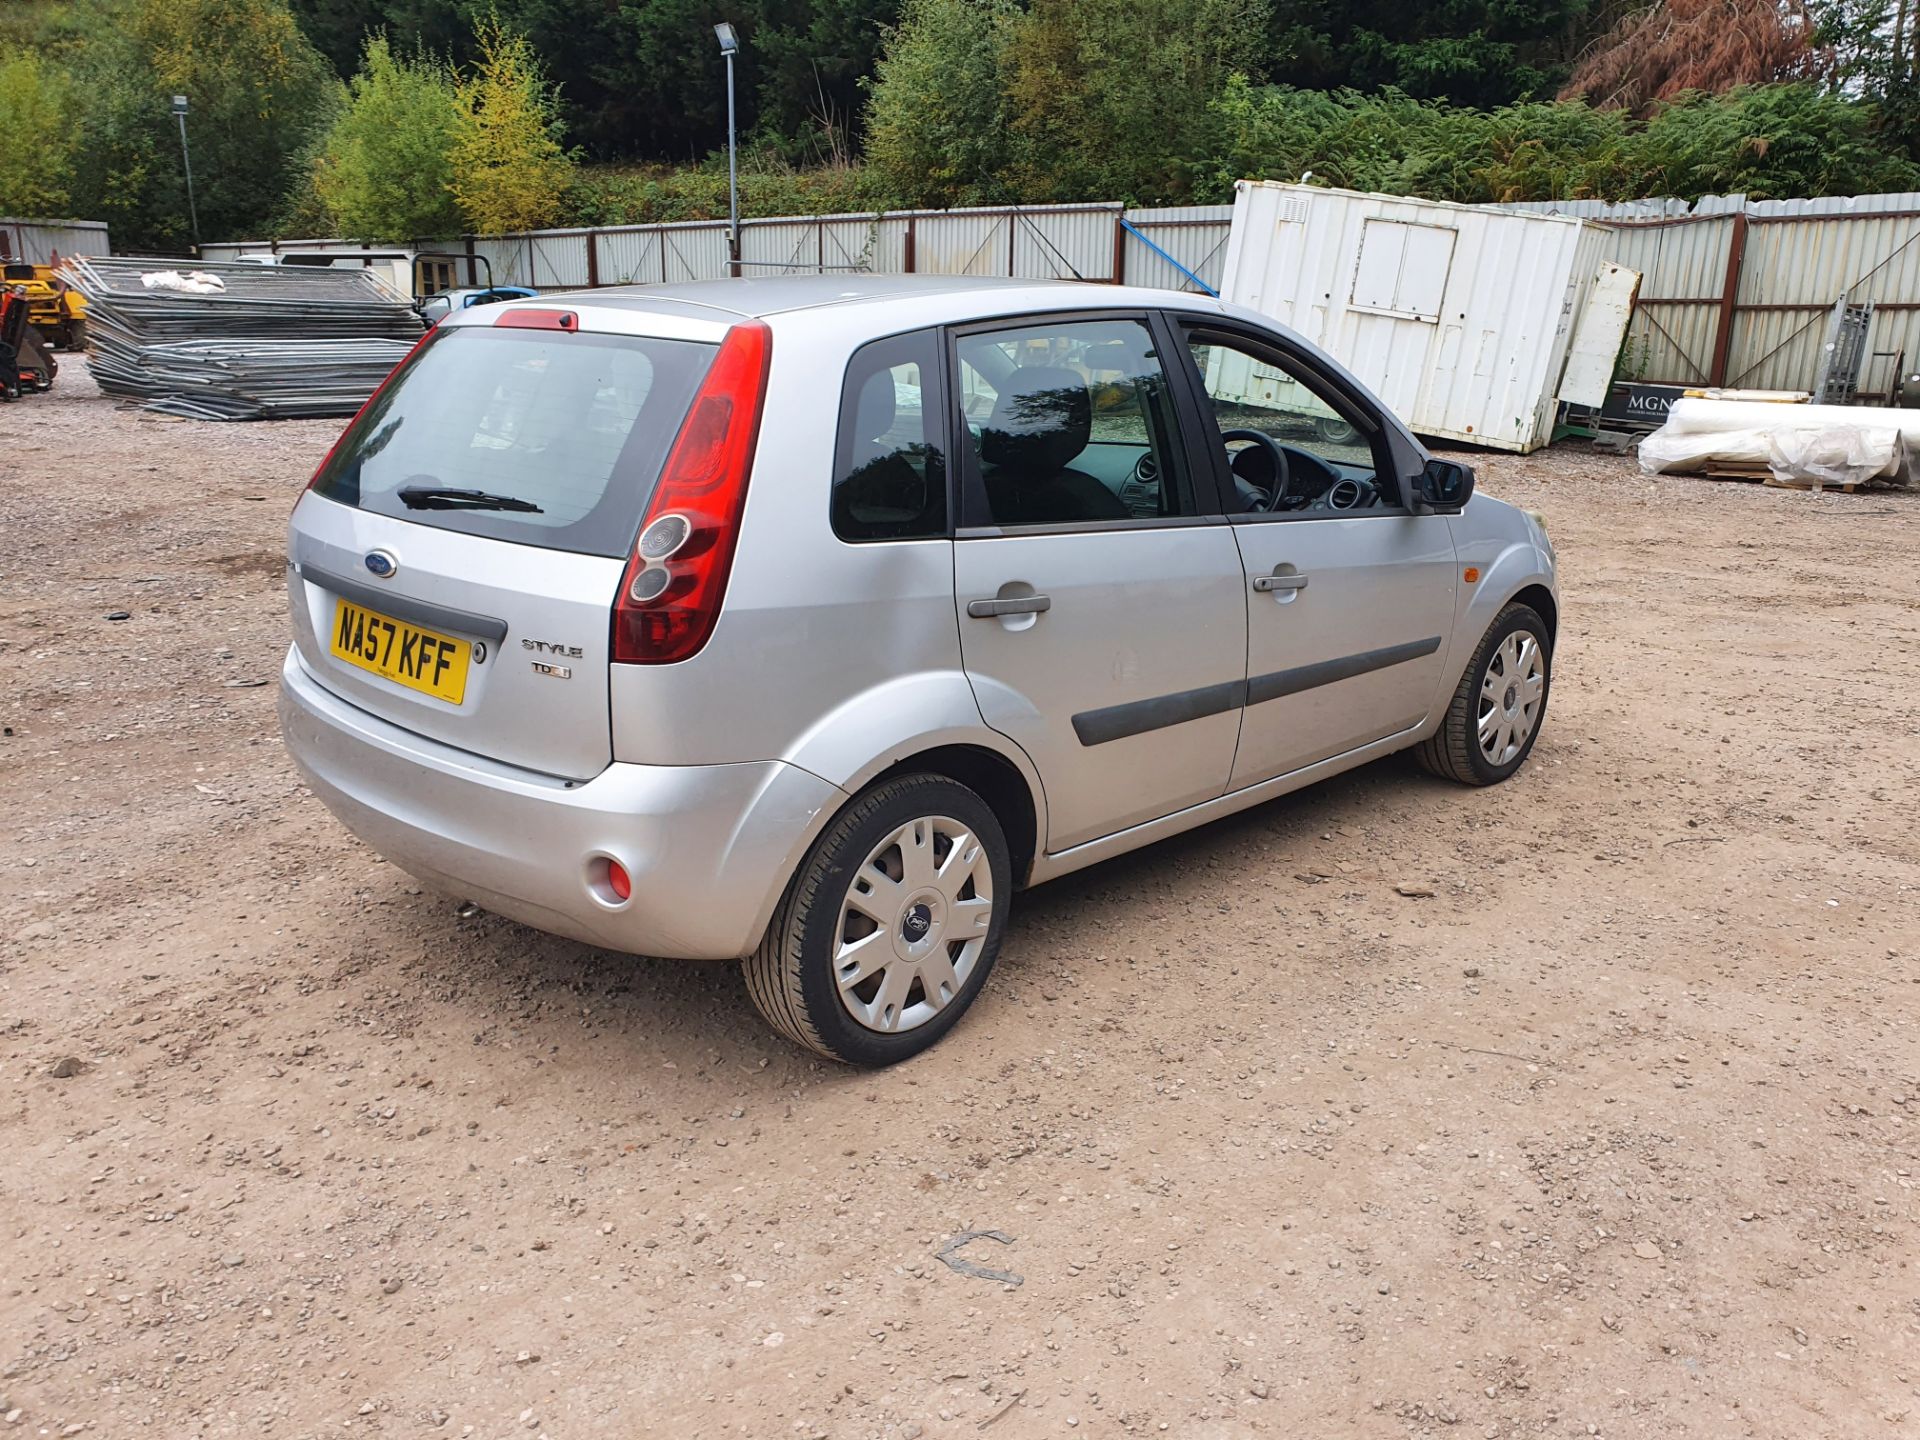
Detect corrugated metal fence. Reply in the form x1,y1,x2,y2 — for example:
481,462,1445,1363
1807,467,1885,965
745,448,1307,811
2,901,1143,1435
200,203,1235,295
1514,192,1920,394
199,191,1920,396
1,217,111,266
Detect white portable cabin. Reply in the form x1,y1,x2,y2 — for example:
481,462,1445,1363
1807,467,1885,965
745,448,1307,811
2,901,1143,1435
1218,181,1636,453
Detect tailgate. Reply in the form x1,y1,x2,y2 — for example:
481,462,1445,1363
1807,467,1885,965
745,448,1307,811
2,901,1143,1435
286,499,625,780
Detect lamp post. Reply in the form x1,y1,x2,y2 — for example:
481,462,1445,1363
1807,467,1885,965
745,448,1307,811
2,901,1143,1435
171,94,201,251
714,22,740,277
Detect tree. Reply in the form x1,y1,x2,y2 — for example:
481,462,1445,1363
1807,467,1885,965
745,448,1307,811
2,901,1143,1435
1000,0,1269,202
313,35,463,240
1560,0,1825,112
46,0,337,249
0,46,80,216
448,16,575,232
863,0,1017,207
1265,0,1596,108
289,0,469,76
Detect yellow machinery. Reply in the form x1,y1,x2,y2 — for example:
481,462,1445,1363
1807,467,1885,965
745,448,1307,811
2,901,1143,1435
0,260,87,350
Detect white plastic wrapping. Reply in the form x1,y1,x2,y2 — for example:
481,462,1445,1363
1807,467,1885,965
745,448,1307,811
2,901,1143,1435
1765,427,1906,488
1638,396,1918,487
1638,427,1778,475
140,270,226,295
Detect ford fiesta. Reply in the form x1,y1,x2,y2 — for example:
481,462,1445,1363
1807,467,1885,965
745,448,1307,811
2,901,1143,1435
279,276,1558,1065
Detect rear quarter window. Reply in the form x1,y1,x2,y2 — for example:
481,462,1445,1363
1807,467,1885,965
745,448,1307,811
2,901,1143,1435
312,326,716,558
831,330,948,542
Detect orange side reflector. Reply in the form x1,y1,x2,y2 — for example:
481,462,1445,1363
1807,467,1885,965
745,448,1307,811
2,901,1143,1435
1463,567,1481,584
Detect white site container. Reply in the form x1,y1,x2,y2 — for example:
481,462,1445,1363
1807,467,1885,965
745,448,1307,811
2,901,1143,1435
1218,181,1624,453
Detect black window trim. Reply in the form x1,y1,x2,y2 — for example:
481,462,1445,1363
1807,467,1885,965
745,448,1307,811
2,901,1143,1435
1168,317,1413,522
828,324,955,545
944,307,1224,538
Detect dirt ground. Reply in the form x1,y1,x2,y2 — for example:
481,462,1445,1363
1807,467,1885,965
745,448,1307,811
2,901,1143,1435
2,359,1917,1440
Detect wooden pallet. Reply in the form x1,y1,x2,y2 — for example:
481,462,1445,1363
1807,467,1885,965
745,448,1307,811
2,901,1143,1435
1762,474,1864,493
1700,462,1771,482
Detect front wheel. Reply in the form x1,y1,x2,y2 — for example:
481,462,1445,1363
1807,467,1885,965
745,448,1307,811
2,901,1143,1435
1416,603,1551,785
743,773,1011,1066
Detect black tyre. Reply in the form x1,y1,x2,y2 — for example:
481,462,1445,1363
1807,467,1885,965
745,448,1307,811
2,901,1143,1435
1314,415,1360,447
1416,603,1551,785
743,773,1011,1066
66,319,87,352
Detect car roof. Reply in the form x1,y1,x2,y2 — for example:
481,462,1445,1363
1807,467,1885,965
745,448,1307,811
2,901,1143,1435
531,273,1220,321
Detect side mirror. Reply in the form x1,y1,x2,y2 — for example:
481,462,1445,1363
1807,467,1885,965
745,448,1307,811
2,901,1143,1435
1412,457,1474,514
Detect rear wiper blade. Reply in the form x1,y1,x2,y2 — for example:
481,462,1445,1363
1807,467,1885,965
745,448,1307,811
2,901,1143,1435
397,486,544,514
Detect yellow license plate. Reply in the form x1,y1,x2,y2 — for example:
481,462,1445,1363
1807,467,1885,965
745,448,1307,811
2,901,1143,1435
329,598,472,704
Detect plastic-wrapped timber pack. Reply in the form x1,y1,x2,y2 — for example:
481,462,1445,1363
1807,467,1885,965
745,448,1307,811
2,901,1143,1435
1640,397,1919,491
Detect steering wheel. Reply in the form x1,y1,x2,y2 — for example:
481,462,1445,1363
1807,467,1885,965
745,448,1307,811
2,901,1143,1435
1220,428,1293,512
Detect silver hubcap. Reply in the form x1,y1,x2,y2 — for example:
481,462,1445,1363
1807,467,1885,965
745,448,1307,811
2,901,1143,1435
1478,629,1545,767
836,815,994,1034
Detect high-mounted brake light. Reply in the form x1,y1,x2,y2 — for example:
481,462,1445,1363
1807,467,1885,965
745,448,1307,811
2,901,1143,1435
298,324,443,507
495,308,579,331
612,319,772,665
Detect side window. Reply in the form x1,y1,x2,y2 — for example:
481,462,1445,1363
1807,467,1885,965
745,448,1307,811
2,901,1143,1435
1185,332,1396,516
831,331,948,542
955,317,1192,527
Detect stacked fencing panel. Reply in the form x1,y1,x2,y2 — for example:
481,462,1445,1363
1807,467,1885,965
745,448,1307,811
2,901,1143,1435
69,256,423,420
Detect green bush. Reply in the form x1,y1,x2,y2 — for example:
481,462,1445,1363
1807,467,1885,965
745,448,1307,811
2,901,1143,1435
0,45,80,216
1203,79,1919,207
312,36,462,242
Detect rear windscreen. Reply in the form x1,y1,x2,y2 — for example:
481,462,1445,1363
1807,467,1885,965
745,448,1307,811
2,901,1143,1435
311,326,717,557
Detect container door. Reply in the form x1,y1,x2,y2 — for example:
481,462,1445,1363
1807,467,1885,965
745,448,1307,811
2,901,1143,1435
1559,261,1643,408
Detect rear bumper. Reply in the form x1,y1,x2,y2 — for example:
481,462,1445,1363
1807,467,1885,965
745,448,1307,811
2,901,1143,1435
278,648,845,959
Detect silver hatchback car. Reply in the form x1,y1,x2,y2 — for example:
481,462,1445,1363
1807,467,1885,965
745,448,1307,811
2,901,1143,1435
280,276,1557,1065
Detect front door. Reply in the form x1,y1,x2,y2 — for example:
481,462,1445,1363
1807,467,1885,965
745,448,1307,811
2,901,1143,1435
1174,323,1458,790
949,313,1246,853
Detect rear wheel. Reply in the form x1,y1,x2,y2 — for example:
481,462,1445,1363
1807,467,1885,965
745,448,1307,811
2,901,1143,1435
1416,603,1551,785
743,774,1011,1066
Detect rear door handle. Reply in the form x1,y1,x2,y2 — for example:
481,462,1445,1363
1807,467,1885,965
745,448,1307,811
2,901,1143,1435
1252,572,1308,593
966,594,1052,618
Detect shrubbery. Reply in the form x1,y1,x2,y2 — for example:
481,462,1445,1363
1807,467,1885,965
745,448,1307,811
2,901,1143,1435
3,0,1917,245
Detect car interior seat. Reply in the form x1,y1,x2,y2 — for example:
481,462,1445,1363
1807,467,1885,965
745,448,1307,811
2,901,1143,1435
978,365,1129,524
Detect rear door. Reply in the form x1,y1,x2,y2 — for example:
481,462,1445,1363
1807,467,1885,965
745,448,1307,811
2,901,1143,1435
947,311,1246,853
1172,320,1458,790
286,312,720,780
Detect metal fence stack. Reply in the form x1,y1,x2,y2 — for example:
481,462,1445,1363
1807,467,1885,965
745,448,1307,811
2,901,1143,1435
66,256,423,420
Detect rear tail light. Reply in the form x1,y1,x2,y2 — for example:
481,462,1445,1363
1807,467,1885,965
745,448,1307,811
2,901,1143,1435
612,319,772,665
298,325,442,506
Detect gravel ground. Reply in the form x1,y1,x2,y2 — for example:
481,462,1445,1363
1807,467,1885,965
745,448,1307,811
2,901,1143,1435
2,359,1918,1440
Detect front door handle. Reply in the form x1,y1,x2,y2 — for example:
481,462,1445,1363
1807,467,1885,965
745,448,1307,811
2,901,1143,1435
967,594,1052,618
1251,572,1308,593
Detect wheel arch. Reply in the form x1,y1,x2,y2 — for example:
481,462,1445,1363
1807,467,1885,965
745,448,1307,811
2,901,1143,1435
1509,582,1558,646
866,744,1041,889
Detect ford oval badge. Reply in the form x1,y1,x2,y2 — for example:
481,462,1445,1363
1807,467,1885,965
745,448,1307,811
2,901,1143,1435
364,549,398,579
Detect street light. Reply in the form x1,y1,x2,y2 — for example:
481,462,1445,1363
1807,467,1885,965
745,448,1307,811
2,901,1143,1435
714,22,740,278
171,94,200,252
